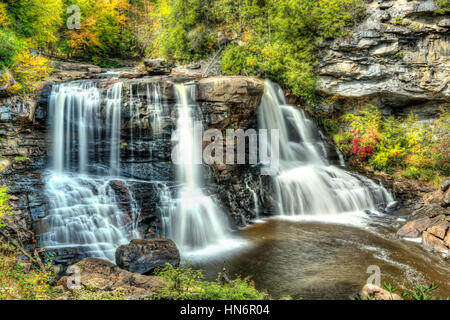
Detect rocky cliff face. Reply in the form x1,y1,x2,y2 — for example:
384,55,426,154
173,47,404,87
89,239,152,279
318,0,450,118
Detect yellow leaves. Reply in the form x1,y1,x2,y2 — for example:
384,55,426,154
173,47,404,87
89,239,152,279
159,0,172,18
10,51,52,94
67,17,101,52
66,0,130,55
0,186,12,227
0,247,55,300
0,3,10,27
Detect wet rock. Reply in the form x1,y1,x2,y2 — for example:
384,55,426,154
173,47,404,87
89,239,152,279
441,179,450,192
359,284,402,300
115,239,180,275
426,221,449,240
397,217,433,238
422,231,448,252
444,232,450,248
57,258,164,296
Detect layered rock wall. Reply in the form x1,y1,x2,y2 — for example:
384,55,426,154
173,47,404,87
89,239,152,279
318,0,450,118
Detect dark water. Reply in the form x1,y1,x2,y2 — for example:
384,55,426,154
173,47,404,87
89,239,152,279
193,215,450,300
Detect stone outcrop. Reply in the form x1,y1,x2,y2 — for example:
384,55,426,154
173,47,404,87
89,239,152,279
0,94,48,253
359,283,403,300
397,180,450,255
115,239,180,275
57,258,164,298
48,61,103,82
318,0,450,118
141,59,172,75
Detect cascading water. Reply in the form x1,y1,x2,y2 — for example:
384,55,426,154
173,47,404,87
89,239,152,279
161,84,229,252
258,80,394,216
41,81,139,261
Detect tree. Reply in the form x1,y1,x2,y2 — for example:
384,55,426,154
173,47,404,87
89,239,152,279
4,0,63,47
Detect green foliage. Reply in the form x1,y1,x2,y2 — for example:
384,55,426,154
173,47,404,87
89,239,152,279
394,282,448,300
68,284,125,300
154,262,268,300
401,167,420,180
5,0,63,47
0,28,27,69
149,0,366,103
383,282,398,293
329,107,450,181
0,242,56,300
13,156,32,163
0,186,12,228
401,283,447,300
435,0,450,13
357,282,449,300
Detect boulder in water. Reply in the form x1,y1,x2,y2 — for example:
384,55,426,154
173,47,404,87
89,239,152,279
115,238,180,275
422,231,448,252
396,217,433,238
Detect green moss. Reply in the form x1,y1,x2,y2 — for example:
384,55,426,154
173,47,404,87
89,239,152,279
13,156,31,163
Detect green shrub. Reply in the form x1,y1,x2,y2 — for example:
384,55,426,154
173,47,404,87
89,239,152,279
0,28,26,69
0,186,12,228
13,156,32,163
332,107,449,182
401,167,420,180
68,285,125,300
154,262,268,300
435,0,450,13
0,242,56,300
150,0,366,104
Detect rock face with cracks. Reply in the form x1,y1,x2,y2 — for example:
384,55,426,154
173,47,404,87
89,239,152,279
317,0,450,118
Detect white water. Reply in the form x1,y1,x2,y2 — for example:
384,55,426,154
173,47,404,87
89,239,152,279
162,84,230,252
42,81,139,261
258,81,394,216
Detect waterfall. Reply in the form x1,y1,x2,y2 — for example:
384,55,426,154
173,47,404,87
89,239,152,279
258,80,394,216
244,174,260,219
41,81,139,261
106,82,123,176
161,84,229,251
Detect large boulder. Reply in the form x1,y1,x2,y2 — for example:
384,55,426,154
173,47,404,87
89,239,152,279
115,238,180,275
422,231,448,252
57,258,164,297
397,216,433,238
196,76,264,107
359,284,402,300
